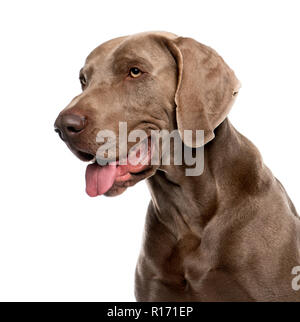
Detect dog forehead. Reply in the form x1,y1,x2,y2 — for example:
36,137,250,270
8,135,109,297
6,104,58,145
84,31,177,69
85,36,127,64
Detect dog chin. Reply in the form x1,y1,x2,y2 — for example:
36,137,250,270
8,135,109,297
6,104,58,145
104,186,127,197
104,166,157,197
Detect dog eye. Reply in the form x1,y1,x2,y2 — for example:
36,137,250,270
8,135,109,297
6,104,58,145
79,75,87,88
129,67,142,78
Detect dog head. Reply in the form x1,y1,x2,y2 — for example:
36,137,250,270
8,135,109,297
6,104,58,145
54,31,240,196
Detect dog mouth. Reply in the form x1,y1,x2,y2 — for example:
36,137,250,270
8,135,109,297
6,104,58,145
76,150,95,161
85,137,154,197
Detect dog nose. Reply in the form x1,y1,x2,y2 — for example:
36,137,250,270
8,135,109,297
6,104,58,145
54,113,86,141
61,114,86,133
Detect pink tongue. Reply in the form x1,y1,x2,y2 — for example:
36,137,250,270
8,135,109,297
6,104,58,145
85,163,117,197
85,139,152,197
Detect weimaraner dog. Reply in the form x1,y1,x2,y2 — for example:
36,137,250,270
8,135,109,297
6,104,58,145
54,31,300,301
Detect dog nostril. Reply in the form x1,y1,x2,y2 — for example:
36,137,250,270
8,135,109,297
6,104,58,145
61,114,86,134
55,128,64,141
67,126,81,133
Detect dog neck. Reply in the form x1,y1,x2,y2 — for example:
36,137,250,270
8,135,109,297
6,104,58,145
147,118,268,239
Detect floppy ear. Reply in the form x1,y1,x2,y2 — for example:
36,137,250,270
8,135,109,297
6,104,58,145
165,37,241,147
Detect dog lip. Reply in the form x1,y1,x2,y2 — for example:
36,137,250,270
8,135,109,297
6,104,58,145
74,135,154,165
94,136,152,165
78,150,95,161
71,148,95,162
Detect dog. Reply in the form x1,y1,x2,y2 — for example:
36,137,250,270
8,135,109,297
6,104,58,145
54,31,300,301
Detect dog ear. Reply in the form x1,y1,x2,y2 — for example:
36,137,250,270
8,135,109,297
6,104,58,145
165,37,241,147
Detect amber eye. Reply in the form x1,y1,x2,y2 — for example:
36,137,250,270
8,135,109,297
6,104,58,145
79,74,87,88
129,67,142,78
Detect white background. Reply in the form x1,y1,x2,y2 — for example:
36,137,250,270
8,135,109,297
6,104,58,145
0,0,299,301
